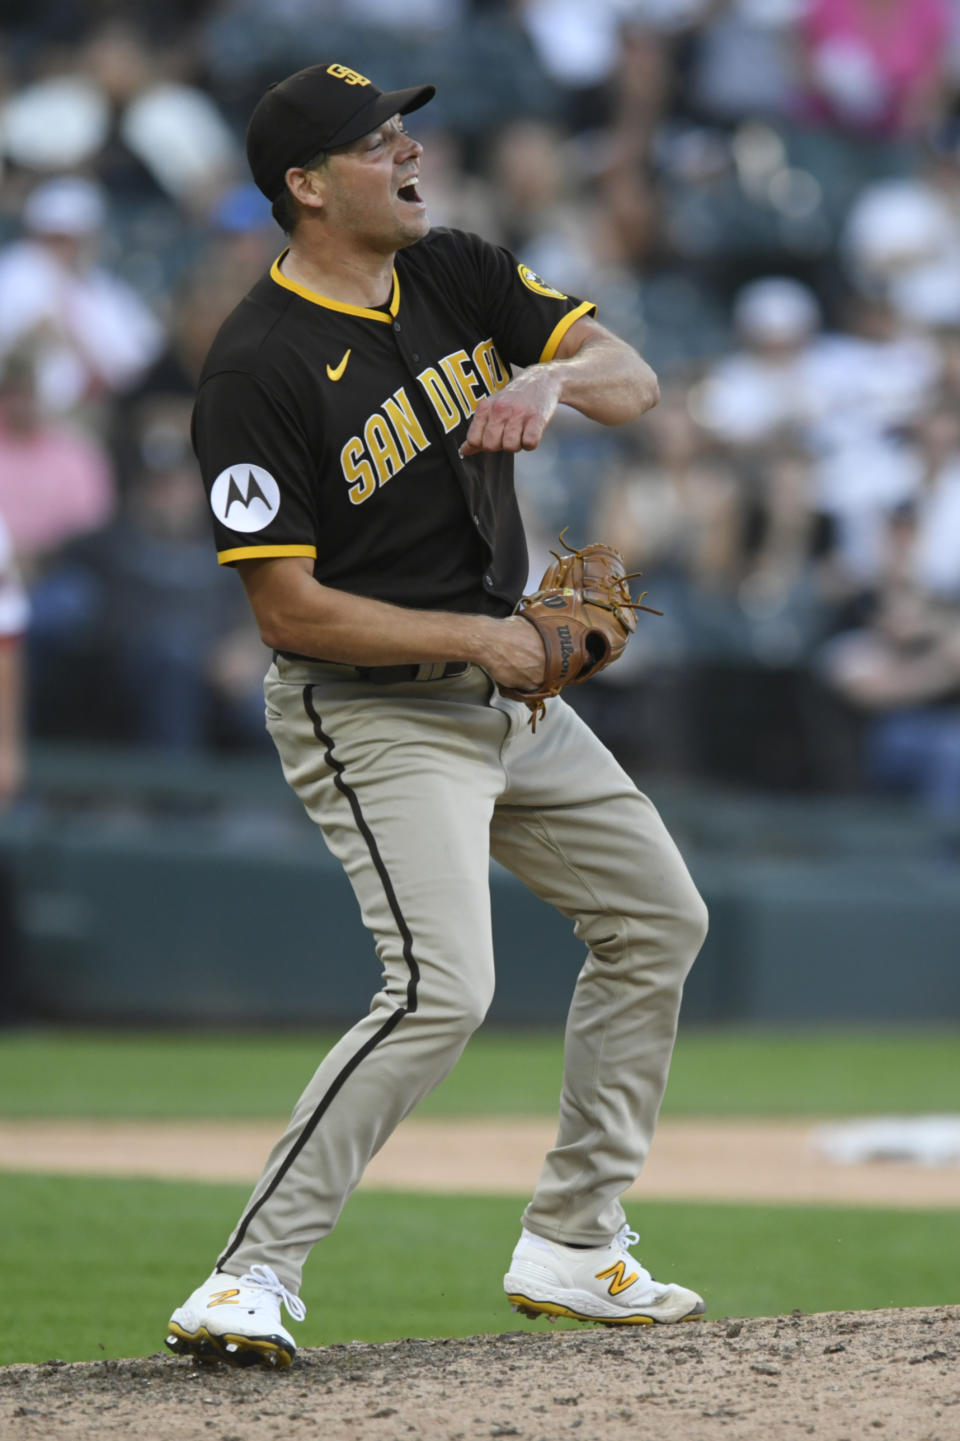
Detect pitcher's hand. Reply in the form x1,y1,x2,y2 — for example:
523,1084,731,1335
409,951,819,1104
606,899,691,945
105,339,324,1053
460,366,561,457
479,615,546,692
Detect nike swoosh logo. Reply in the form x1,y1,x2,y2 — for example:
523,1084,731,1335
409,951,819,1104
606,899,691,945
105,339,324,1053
326,348,352,382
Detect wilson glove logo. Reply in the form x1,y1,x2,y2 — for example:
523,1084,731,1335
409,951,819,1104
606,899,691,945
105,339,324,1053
210,464,281,532
557,623,574,677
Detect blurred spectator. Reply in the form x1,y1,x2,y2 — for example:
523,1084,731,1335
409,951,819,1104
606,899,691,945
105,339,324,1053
694,273,942,586
587,391,839,782
0,351,114,579
594,382,742,589
122,186,278,415
796,0,952,140
487,119,597,291
30,409,268,751
809,290,941,584
82,21,240,211
820,572,960,814
414,127,496,236
519,0,636,129
0,4,957,802
0,509,29,809
0,177,164,417
0,73,111,180
895,402,960,600
692,276,826,445
0,21,241,213
0,506,28,1020
684,0,803,126
841,177,960,325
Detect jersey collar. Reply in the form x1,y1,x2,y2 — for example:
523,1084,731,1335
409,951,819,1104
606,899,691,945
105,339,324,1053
269,250,400,323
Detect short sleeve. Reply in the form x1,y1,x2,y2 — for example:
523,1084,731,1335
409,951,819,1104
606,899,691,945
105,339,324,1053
192,370,319,566
466,235,596,369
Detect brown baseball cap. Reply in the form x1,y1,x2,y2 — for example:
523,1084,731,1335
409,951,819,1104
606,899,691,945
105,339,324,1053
246,62,436,200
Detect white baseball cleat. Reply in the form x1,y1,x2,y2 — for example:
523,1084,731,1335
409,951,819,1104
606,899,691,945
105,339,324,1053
504,1224,705,1325
165,1263,306,1368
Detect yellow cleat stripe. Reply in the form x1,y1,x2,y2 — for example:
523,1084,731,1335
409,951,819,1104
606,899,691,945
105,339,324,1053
506,1294,705,1326
165,1322,294,1367
506,1293,654,1325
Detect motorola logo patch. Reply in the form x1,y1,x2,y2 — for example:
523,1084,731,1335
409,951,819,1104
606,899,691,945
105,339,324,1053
210,464,281,532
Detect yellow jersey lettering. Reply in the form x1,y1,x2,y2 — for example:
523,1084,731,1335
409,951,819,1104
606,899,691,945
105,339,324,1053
326,65,370,87
473,338,510,395
364,414,404,487
342,436,376,505
383,387,429,463
439,350,482,419
417,367,461,433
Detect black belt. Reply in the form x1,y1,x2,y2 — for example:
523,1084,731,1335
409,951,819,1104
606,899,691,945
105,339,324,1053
355,661,469,684
274,653,469,684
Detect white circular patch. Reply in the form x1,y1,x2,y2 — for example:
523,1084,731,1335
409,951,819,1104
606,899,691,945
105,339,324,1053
209,464,280,533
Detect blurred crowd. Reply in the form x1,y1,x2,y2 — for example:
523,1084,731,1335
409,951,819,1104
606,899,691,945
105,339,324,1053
2,0,960,815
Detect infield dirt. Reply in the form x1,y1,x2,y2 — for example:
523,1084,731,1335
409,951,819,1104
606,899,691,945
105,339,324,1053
2,1305,957,1441
1,1116,959,1207
4,1120,957,1437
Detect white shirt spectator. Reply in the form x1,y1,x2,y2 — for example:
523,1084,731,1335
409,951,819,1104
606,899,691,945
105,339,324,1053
0,179,164,415
697,279,938,452
813,435,922,583
910,461,960,597
843,178,960,325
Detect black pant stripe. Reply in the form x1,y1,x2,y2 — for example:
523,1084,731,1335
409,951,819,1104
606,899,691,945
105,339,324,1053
303,685,421,1013
217,686,420,1270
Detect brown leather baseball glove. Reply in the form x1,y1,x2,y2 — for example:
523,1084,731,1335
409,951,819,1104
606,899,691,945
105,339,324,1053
499,532,661,727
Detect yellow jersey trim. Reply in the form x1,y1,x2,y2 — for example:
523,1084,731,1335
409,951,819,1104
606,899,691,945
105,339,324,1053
538,301,597,364
270,252,400,321
218,543,318,566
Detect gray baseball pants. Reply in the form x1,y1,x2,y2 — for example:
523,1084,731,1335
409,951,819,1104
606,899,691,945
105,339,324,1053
216,657,708,1292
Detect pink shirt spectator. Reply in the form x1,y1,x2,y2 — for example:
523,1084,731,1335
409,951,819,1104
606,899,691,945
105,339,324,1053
799,0,950,137
0,413,114,558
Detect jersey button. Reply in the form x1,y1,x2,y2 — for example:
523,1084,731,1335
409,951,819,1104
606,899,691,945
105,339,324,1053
393,321,402,332
473,513,480,526
484,574,493,587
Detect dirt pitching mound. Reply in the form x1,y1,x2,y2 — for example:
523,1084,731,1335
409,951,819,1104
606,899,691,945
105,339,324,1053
2,1306,957,1441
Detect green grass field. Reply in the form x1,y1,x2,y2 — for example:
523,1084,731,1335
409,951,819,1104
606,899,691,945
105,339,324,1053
1,1025,958,1119
1,1026,958,1365
5,1176,958,1366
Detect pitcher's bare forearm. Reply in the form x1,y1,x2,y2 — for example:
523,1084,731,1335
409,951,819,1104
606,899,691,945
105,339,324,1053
461,317,658,457
238,557,545,691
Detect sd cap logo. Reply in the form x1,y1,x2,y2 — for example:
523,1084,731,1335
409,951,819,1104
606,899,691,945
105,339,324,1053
326,64,371,87
210,464,281,533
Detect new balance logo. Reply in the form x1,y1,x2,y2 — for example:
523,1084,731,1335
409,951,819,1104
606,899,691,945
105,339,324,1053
210,463,281,533
596,1261,639,1296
